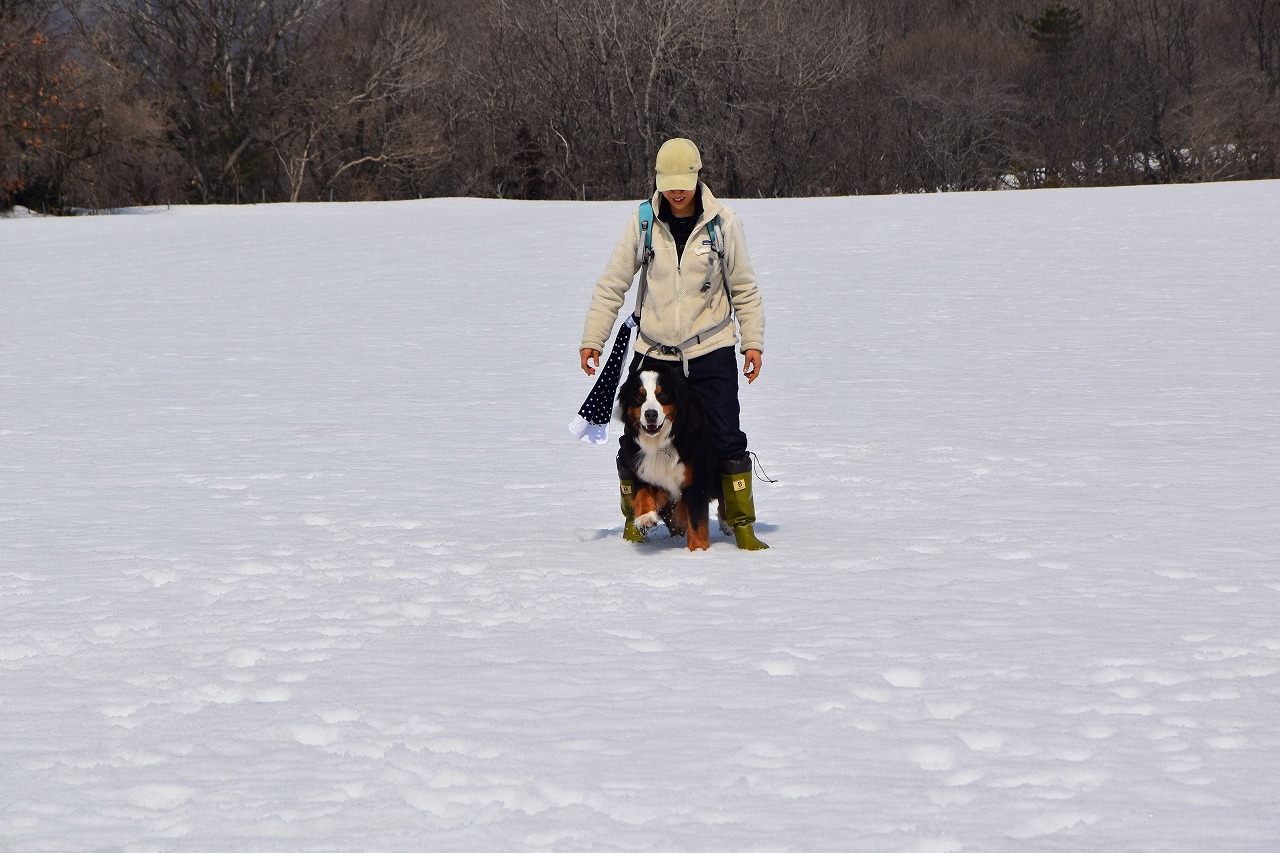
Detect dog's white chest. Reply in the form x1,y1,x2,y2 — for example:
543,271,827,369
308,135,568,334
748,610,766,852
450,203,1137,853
635,440,687,501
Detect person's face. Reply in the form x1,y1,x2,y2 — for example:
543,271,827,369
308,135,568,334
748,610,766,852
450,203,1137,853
662,186,696,217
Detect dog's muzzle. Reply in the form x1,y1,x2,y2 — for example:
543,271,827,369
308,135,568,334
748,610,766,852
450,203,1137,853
641,407,663,434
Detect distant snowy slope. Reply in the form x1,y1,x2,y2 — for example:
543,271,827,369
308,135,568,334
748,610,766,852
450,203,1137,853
2,183,1278,852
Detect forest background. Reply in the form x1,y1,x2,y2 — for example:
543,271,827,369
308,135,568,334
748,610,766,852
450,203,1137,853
3,0,1279,212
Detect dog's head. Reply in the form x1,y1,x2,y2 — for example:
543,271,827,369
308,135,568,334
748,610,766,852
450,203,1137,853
620,367,681,442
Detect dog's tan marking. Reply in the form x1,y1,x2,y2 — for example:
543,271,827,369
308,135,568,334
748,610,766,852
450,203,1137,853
632,485,659,525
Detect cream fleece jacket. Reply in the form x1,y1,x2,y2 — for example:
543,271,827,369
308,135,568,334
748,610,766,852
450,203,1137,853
580,184,765,362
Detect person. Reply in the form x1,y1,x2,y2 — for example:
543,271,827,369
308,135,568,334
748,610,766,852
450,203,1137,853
579,137,768,550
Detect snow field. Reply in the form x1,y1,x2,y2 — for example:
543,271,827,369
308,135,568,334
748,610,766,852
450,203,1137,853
2,183,1279,850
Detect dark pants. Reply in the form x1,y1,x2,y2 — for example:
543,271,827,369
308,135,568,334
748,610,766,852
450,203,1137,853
618,346,748,468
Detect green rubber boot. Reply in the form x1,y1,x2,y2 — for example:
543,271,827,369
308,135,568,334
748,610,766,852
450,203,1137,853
721,457,769,550
620,478,645,543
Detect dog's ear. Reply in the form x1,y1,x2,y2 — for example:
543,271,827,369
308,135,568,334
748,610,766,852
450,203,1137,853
618,373,639,407
616,374,636,425
661,366,688,440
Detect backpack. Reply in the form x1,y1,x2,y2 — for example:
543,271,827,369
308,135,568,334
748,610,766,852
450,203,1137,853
631,199,734,373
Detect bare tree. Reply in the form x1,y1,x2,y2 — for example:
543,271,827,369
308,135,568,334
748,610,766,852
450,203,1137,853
83,0,330,202
716,0,872,196
879,23,1023,191
1101,0,1204,181
1,0,107,210
15,0,1280,208
267,0,446,202
471,0,718,199
462,0,870,199
1232,0,1280,95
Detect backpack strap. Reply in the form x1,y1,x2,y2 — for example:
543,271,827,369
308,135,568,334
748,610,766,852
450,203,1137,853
632,200,655,323
701,214,731,303
636,200,655,264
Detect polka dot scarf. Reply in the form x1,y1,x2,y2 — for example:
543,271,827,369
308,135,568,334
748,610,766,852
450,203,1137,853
569,315,636,444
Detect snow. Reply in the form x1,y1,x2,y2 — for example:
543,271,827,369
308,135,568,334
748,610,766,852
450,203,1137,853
2,182,1279,851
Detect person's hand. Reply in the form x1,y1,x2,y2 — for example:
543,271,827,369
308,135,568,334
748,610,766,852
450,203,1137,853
580,348,601,376
743,350,763,383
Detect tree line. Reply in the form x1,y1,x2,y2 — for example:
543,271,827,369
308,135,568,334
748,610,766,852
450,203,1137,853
3,0,1279,212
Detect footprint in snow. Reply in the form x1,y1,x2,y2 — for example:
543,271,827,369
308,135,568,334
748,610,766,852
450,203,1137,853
909,744,956,771
118,785,197,810
759,659,797,676
883,667,924,688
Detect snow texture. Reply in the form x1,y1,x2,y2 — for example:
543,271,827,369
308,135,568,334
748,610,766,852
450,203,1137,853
2,183,1279,851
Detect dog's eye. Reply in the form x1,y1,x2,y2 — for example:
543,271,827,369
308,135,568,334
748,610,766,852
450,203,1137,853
655,389,671,405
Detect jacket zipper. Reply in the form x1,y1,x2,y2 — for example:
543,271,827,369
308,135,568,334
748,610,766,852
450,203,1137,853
662,212,711,339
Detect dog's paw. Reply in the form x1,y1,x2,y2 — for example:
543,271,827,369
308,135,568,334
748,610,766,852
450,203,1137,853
719,519,734,537
635,511,660,530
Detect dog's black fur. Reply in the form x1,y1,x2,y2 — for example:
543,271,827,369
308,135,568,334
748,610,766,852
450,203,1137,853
618,361,722,549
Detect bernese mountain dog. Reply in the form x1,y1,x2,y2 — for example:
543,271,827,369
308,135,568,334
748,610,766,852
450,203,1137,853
618,362,723,551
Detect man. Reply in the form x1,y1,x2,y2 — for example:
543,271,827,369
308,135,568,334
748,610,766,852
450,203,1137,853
579,138,768,550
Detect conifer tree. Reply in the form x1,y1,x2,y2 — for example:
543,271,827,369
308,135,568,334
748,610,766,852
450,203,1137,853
1019,3,1084,55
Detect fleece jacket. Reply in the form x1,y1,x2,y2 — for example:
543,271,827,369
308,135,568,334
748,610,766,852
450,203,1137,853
580,183,765,363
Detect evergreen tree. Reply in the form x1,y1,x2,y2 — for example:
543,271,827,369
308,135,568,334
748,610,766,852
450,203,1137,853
1019,3,1084,55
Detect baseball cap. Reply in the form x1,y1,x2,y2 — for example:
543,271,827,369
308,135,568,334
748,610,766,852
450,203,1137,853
655,138,702,192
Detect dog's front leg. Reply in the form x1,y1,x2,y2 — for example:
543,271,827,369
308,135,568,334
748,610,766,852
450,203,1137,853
632,486,665,532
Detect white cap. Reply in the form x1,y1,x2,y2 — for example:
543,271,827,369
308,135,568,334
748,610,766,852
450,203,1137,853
655,138,701,192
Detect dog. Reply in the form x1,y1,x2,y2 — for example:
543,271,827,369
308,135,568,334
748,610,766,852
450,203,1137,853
618,362,723,550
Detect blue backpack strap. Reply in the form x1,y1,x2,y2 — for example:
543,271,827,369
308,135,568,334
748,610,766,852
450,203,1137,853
633,200,656,323
636,200,655,266
700,214,732,306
